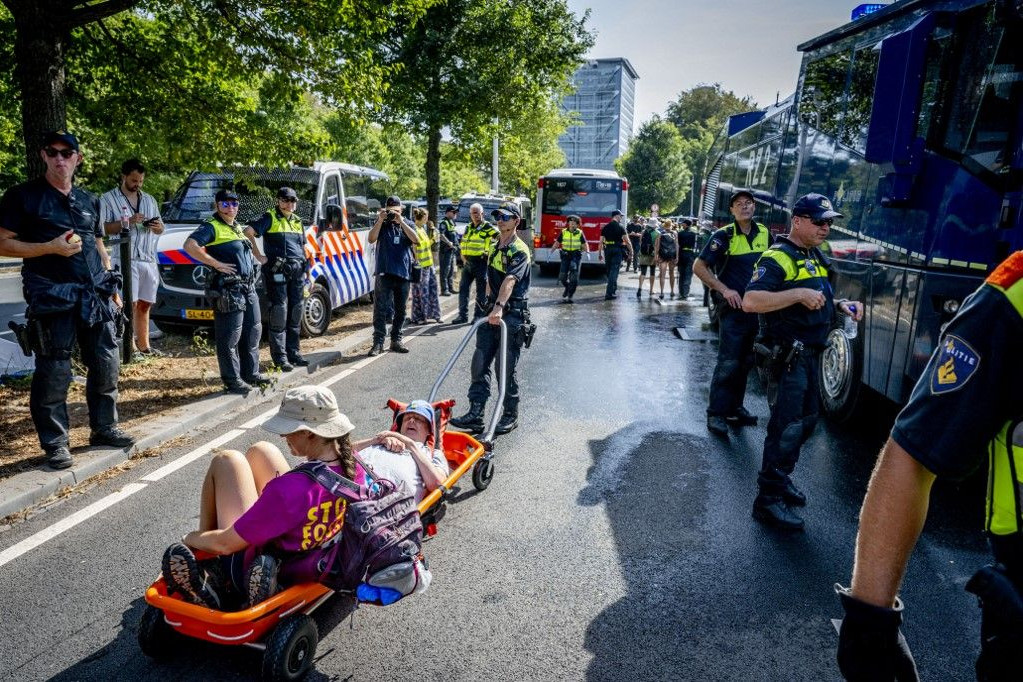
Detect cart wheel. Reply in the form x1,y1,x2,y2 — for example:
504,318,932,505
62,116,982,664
472,458,494,491
262,614,318,682
138,604,178,660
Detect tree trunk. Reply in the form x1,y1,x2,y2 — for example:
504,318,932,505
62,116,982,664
425,124,442,225
13,6,69,178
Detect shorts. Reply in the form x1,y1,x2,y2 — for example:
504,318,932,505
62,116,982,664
131,261,159,303
638,254,654,268
640,262,656,275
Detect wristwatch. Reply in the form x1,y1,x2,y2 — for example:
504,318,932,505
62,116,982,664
494,301,504,308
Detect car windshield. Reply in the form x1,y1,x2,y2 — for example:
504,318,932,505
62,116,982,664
163,168,320,224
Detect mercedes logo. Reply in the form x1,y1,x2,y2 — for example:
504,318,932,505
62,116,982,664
192,265,209,286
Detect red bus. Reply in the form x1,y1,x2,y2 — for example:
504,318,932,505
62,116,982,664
533,169,629,273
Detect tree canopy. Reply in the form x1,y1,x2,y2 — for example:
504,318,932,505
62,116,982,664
616,117,690,213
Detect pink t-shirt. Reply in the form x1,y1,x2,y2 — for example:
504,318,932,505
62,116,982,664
233,462,365,584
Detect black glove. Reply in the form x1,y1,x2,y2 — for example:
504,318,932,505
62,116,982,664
836,585,919,681
966,564,1023,681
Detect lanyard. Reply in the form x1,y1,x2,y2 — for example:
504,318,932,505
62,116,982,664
118,188,140,215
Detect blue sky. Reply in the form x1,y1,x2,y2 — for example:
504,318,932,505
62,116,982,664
565,0,871,127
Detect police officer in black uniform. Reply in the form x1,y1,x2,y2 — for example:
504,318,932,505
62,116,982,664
599,209,633,300
184,189,266,394
245,187,308,372
743,193,862,529
437,204,459,296
450,201,533,436
836,250,1023,681
0,131,133,469
676,218,699,299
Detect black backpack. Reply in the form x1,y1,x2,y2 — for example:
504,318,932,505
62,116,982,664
657,229,677,259
640,227,656,256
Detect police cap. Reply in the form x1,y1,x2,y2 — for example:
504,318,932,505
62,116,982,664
729,189,755,207
792,193,843,220
215,188,239,202
41,130,80,151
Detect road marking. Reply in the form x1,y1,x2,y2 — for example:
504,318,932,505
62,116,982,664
0,482,147,567
140,429,246,482
240,406,280,430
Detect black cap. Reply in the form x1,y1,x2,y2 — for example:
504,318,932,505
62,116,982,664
385,195,402,207
215,188,239,202
611,209,624,218
729,189,755,207
444,204,458,214
680,218,693,226
792,193,843,220
491,201,521,219
41,130,79,151
277,186,298,200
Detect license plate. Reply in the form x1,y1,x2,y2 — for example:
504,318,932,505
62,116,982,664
183,308,214,320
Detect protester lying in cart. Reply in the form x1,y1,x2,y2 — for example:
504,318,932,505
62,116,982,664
160,387,448,610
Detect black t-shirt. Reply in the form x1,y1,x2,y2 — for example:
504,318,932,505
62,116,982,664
678,228,698,251
626,221,644,243
0,176,105,284
601,219,628,247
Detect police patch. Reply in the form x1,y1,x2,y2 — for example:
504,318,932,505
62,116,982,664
804,259,817,275
710,239,721,251
929,334,980,395
751,266,766,282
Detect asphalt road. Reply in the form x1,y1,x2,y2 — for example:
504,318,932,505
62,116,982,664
0,269,987,681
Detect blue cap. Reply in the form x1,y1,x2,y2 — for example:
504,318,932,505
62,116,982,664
491,201,521,220
397,400,434,428
41,130,79,151
792,193,843,220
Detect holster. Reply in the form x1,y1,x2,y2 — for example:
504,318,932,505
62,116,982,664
206,274,249,313
8,316,51,357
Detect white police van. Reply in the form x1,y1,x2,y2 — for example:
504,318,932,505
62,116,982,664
153,162,388,336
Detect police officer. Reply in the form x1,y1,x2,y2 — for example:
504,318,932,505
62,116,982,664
0,130,133,469
554,214,585,303
676,218,699,299
450,202,532,436
245,187,308,372
184,188,266,394
437,204,459,296
694,190,771,436
836,250,1023,681
599,209,633,300
453,202,497,324
742,193,861,529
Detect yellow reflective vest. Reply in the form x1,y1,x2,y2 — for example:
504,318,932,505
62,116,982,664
460,220,497,259
414,225,433,268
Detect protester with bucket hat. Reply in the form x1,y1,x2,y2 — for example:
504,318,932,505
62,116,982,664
160,385,360,609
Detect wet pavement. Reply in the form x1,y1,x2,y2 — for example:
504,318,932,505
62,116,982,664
0,268,986,680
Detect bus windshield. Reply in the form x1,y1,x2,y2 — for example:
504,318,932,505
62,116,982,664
541,178,622,217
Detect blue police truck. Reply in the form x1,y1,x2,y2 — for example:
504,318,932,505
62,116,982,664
701,0,1022,420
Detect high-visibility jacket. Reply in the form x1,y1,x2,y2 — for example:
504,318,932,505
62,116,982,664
559,228,584,252
414,225,433,268
460,220,497,259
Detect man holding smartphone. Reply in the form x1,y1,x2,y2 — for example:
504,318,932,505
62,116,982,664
100,158,165,356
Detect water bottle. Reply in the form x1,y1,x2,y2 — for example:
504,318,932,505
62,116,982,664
120,206,131,233
842,304,858,339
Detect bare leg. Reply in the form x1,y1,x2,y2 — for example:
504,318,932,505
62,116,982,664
669,266,676,296
245,441,291,495
134,300,153,350
198,449,261,531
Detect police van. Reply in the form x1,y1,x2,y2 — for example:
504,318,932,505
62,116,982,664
453,193,533,250
153,162,388,336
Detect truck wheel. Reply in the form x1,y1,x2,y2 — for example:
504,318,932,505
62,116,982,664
262,615,318,682
819,327,864,423
138,605,178,660
301,283,331,337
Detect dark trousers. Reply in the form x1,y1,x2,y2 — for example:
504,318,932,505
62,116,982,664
467,311,525,415
458,256,488,319
757,352,821,498
604,247,624,297
439,248,456,294
265,271,304,363
627,239,640,271
677,252,696,298
30,307,119,452
214,285,261,386
559,252,582,298
707,308,759,417
373,273,410,344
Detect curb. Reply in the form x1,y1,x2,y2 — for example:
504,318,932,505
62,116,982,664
0,297,460,519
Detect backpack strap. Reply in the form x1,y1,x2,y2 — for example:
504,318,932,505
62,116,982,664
295,461,361,500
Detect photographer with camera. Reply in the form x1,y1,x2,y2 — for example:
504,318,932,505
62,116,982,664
367,195,419,356
100,158,165,356
742,194,862,530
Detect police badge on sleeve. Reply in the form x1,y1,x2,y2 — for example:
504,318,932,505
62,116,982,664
930,334,980,394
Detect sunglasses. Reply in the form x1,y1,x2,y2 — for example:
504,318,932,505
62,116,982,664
495,212,517,221
798,215,833,227
280,197,298,203
43,147,77,159
219,200,239,208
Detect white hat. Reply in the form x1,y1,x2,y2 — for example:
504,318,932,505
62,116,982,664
263,386,354,439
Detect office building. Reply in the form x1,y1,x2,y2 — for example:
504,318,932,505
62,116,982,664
558,58,639,170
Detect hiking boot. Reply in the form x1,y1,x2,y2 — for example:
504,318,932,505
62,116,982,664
752,498,805,530
783,480,807,507
567,297,574,304
726,406,758,427
369,343,384,357
289,355,310,367
89,425,135,448
162,543,222,609
707,415,729,437
636,289,641,299
224,381,252,395
244,554,280,606
46,445,73,470
245,374,272,387
275,359,294,372
494,410,518,435
450,401,486,433
390,340,410,353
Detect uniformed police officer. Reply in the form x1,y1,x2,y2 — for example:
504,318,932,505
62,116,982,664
836,251,1023,681
0,130,133,469
450,201,532,436
437,204,459,296
184,188,266,394
676,218,699,299
245,187,308,372
742,193,862,529
453,202,497,324
598,209,633,300
554,214,585,303
694,189,772,436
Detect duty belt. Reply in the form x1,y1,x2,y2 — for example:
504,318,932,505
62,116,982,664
504,300,529,313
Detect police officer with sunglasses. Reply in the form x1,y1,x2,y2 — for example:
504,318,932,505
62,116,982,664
741,193,863,530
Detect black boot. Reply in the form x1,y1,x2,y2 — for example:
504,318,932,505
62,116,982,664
450,401,486,433
494,409,518,435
